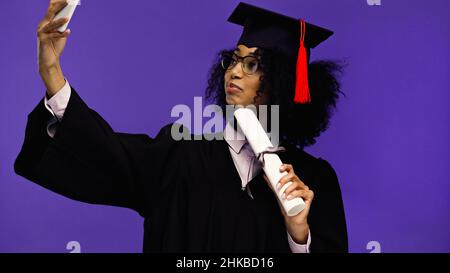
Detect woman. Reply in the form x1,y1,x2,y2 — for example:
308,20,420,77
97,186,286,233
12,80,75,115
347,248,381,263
15,1,348,252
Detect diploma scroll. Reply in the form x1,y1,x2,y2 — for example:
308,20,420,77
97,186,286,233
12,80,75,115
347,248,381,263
234,108,306,216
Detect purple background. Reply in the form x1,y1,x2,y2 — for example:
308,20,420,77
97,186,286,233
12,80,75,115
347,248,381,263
1,0,449,253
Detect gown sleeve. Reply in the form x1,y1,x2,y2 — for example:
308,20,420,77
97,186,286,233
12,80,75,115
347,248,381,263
14,87,182,216
309,159,349,253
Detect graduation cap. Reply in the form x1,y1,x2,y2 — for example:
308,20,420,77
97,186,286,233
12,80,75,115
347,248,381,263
227,2,334,104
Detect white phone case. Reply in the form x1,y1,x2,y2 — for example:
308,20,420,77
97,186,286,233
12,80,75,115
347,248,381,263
54,0,79,32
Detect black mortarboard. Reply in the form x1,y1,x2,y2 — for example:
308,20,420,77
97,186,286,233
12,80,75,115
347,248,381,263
227,2,334,104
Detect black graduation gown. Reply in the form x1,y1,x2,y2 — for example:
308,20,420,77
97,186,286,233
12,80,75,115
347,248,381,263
14,87,348,253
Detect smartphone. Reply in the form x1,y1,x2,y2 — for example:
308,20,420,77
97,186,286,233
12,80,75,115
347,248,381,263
53,0,80,33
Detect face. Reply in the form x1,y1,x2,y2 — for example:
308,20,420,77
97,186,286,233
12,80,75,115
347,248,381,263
224,45,269,106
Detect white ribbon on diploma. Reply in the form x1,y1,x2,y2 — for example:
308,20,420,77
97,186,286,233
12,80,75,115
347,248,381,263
234,108,306,216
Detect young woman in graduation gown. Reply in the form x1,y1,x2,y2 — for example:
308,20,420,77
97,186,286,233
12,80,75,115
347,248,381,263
15,1,348,253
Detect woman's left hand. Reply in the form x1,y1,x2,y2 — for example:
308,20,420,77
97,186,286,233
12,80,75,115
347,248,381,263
263,163,314,244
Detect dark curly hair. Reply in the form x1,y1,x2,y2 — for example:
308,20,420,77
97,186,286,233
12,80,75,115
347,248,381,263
205,47,345,149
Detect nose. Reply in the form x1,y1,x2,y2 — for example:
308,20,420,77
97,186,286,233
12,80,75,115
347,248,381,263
229,61,244,79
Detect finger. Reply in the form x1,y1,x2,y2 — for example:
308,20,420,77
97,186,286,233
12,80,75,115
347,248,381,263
278,175,305,192
46,29,71,39
45,0,69,21
286,189,313,218
42,17,69,33
287,189,314,202
279,164,293,174
280,164,296,180
283,180,309,198
283,181,302,198
276,173,295,190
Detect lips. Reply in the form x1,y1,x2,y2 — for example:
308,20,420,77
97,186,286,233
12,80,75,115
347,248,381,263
227,82,242,92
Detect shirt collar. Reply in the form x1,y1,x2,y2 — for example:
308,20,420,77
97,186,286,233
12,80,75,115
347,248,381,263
224,121,247,154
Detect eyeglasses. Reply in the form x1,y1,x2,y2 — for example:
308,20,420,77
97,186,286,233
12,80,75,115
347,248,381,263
221,52,261,75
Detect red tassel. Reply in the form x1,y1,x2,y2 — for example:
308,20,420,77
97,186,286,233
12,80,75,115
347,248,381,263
294,20,310,104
